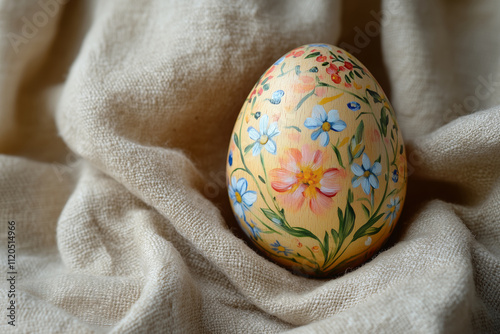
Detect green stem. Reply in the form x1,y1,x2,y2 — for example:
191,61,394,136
236,111,274,213
323,93,396,271
230,168,247,176
294,88,316,111
247,210,281,235
260,152,283,218
322,240,354,270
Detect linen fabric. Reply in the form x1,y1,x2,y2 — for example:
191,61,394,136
0,0,499,333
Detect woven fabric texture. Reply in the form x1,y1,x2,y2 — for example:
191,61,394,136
0,0,499,333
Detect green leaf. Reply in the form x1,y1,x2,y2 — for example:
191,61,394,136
349,71,354,79
305,51,321,59
375,155,381,163
262,208,318,240
233,133,239,148
345,74,351,84
287,226,318,239
331,229,339,246
361,204,370,217
317,81,329,87
354,70,362,79
263,83,270,91
344,200,356,238
347,142,354,164
366,89,383,103
258,175,266,184
261,208,283,227
295,65,301,75
352,213,384,241
323,231,330,258
322,62,329,66
331,144,345,169
365,226,383,236
338,55,345,61
400,145,404,154
337,207,344,226
353,145,365,159
244,142,256,155
261,77,269,85
348,189,354,203
380,106,389,136
355,120,364,144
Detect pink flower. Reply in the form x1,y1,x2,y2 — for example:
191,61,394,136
315,86,327,97
326,64,338,75
294,75,316,93
269,146,342,215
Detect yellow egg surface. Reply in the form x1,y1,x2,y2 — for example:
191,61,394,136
226,44,407,277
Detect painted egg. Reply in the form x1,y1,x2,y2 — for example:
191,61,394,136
226,44,407,277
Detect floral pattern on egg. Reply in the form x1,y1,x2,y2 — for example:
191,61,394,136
227,44,407,277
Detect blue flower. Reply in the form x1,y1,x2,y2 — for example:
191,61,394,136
308,43,331,49
228,150,233,166
245,220,262,240
274,56,285,65
248,114,280,156
392,169,399,182
269,90,284,104
304,105,347,146
351,153,382,195
347,101,361,111
385,196,401,226
270,240,293,256
228,177,257,219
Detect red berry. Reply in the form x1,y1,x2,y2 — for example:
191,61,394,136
331,74,341,84
344,61,353,70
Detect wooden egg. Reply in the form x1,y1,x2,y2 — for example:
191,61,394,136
226,44,407,277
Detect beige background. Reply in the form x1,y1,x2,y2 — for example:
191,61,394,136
0,0,499,333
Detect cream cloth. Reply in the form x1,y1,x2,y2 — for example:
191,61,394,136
0,0,499,333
